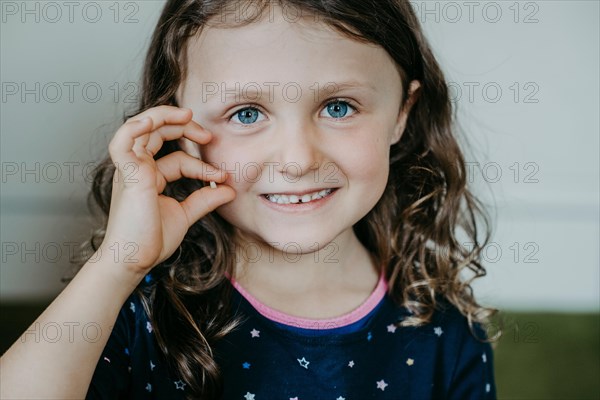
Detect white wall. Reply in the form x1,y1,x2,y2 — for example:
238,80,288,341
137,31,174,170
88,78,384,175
1,1,598,311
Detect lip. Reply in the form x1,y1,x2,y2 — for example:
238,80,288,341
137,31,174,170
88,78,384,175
259,188,339,212
260,187,336,196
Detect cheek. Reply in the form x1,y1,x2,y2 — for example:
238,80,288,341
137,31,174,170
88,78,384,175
200,136,260,188
337,135,391,184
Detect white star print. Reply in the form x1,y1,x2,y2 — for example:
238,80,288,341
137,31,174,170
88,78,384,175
244,392,255,400
174,380,186,390
485,383,491,392
482,352,487,363
336,397,345,400
290,397,299,400
376,379,388,391
387,324,397,333
150,360,155,371
434,326,443,336
297,357,310,369
145,383,152,392
250,328,260,338
406,358,414,366
146,321,153,333
103,356,110,363
129,302,135,312
348,360,355,368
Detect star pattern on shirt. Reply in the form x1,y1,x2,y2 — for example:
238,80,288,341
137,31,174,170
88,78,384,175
297,357,310,369
98,272,498,398
174,380,186,390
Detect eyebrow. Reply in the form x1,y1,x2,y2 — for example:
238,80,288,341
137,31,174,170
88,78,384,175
204,80,377,104
313,80,378,97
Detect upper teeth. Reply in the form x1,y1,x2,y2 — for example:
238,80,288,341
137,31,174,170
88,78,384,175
266,189,332,204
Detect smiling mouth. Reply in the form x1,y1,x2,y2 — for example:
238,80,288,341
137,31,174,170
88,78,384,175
262,188,336,205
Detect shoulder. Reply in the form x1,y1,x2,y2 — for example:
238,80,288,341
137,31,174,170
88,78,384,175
426,297,497,399
431,297,490,341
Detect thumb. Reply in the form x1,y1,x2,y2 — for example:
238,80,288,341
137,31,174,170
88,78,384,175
180,185,236,226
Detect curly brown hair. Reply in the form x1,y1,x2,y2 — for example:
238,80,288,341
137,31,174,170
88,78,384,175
66,0,502,398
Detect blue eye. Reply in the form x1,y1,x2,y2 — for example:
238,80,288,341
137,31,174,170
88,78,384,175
231,107,263,125
322,100,356,119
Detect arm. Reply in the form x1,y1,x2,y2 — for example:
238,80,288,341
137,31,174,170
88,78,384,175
1,106,233,399
0,255,145,399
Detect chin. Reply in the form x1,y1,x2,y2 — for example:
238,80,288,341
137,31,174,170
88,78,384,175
250,228,342,257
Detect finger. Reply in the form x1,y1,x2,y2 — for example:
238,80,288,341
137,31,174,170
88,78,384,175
129,106,211,142
155,151,227,193
109,117,154,167
114,107,192,157
110,106,208,166
127,105,192,125
142,122,214,157
179,185,237,227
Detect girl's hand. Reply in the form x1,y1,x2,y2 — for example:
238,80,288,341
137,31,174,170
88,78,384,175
99,106,235,274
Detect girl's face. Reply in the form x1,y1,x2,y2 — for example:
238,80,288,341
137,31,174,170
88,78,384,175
178,6,415,254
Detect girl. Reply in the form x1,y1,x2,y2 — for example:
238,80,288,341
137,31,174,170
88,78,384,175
1,0,501,399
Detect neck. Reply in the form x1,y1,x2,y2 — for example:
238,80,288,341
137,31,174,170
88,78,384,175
232,228,380,298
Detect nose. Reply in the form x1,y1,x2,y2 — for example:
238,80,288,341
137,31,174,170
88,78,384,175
272,119,322,180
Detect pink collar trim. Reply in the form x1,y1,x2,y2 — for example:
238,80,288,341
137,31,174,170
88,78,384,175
227,273,388,330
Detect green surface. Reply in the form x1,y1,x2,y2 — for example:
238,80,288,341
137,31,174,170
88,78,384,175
493,312,599,399
1,304,598,399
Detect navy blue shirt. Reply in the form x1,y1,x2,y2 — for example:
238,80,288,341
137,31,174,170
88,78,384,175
86,275,497,399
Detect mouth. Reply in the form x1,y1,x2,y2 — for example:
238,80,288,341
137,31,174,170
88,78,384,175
261,188,337,205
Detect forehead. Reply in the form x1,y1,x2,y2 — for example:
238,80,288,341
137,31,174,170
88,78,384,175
182,6,402,97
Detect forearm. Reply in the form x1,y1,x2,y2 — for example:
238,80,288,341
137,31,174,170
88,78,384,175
0,255,145,399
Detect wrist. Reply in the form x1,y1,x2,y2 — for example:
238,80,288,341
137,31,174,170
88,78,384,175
84,248,148,294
